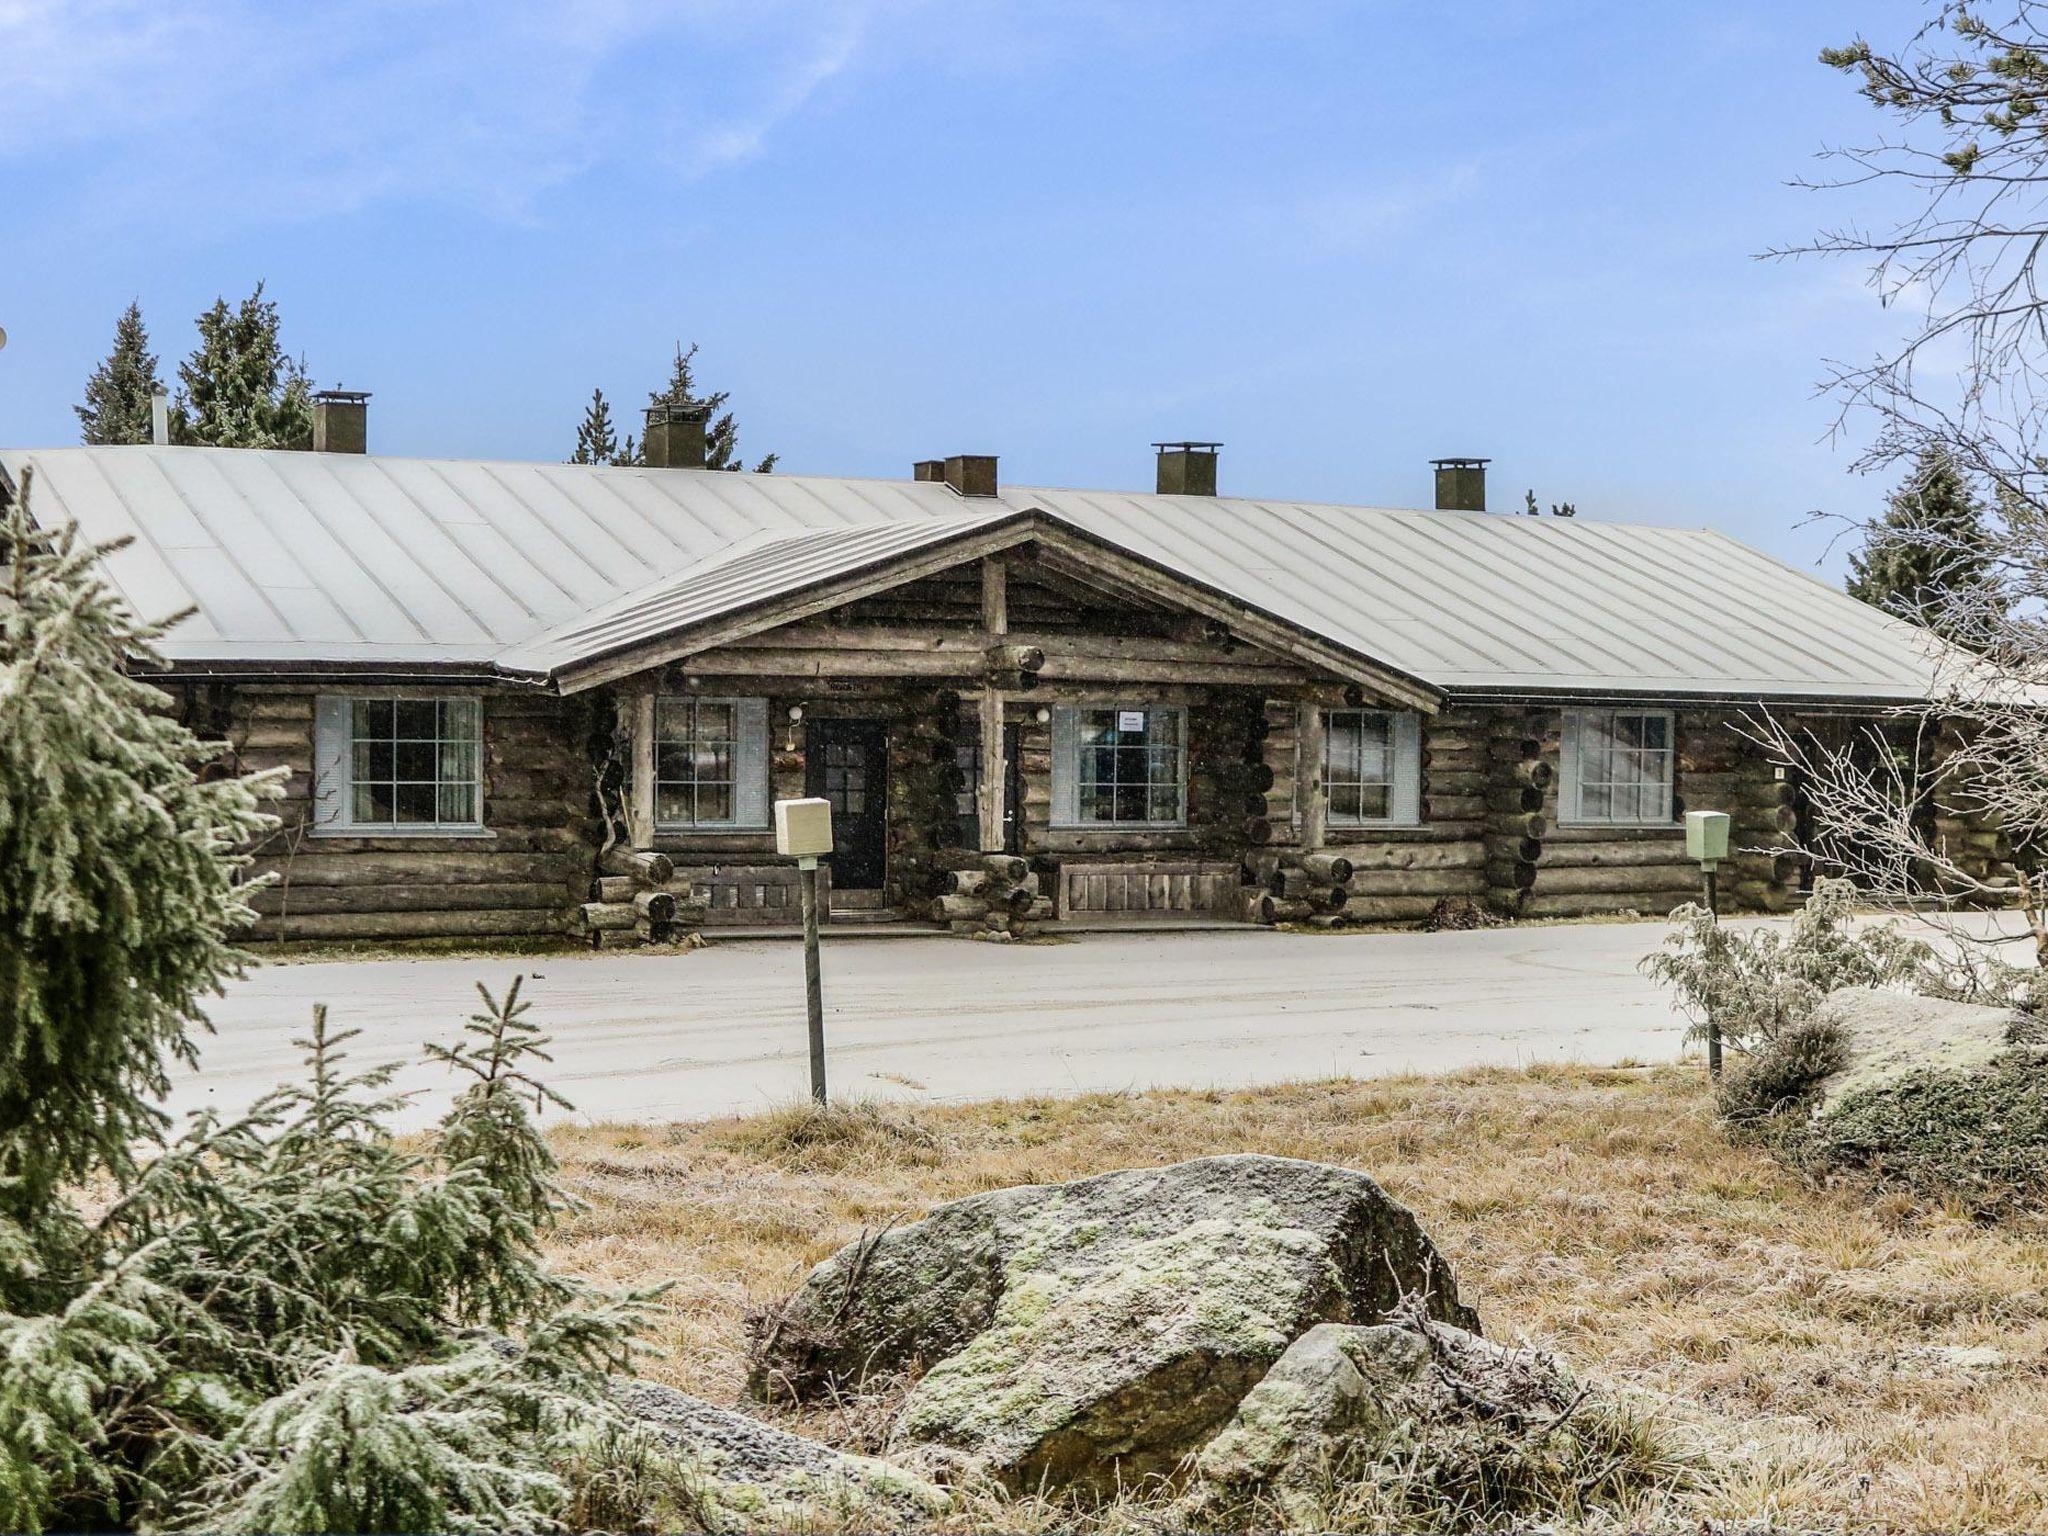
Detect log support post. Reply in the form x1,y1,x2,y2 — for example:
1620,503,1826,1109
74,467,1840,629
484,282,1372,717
979,557,1008,852
628,686,656,849
1300,701,1327,851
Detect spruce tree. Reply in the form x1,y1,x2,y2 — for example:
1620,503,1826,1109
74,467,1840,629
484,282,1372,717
1847,444,1999,641
170,283,315,450
74,301,163,445
0,481,664,1534
570,388,622,465
643,342,778,472
0,469,277,1218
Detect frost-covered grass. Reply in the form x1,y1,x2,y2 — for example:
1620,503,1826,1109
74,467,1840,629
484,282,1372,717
546,1066,2048,1533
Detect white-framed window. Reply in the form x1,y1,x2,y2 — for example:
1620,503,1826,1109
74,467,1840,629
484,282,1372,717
1051,705,1187,827
654,696,769,829
1561,708,1674,826
312,694,483,833
1325,709,1423,826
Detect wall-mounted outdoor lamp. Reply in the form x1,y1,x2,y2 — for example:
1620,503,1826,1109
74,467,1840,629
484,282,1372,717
1035,706,1051,724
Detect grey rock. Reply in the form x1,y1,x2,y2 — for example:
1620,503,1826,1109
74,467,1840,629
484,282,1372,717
749,1153,1476,1496
1193,1318,1573,1500
609,1378,947,1530
1808,987,2032,1116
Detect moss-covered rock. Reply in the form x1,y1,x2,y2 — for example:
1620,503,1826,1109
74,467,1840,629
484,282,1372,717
748,1153,1476,1496
1185,1314,1685,1530
608,1378,948,1532
1192,1321,1431,1493
1808,987,2022,1105
1797,988,2048,1212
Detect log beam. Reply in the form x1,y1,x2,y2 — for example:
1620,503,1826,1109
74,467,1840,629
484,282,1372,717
627,688,655,849
1300,703,1327,851
978,684,1005,851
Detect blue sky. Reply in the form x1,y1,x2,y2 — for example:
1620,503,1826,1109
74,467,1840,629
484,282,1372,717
0,1,1932,575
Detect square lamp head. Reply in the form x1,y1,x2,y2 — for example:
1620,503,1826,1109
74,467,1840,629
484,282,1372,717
1685,809,1731,868
775,797,835,860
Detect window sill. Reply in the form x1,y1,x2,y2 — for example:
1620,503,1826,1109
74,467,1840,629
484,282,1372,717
1328,820,1423,832
1051,824,1190,833
1556,821,1680,834
657,825,773,836
310,824,495,840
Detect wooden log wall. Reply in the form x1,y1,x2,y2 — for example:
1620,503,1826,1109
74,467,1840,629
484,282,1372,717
1669,711,1800,914
1922,718,2015,901
1188,691,1270,856
229,685,596,943
1242,703,1491,926
1479,706,1551,917
888,686,964,909
1511,707,1800,919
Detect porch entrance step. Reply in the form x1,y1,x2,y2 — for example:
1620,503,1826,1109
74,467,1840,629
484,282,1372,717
828,906,906,926
830,889,891,911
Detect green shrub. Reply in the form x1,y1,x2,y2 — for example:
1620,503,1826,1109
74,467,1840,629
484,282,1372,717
1640,878,1937,1066
1716,1012,1852,1123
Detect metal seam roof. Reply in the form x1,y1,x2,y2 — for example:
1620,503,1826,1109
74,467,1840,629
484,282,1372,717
0,445,1952,701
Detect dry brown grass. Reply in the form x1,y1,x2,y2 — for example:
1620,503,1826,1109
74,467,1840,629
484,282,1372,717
543,1065,2048,1532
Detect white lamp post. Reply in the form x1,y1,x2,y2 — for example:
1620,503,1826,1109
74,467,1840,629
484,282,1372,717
1685,809,1732,1077
775,796,835,1103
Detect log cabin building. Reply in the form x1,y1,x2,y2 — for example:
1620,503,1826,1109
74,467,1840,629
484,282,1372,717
0,395,1982,945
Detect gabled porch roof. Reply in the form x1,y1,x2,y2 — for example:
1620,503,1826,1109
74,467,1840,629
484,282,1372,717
504,507,1441,710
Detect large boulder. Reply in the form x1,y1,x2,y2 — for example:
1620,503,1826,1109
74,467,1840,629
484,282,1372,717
749,1153,1476,1495
609,1379,948,1531
1807,987,2029,1113
1802,988,2048,1210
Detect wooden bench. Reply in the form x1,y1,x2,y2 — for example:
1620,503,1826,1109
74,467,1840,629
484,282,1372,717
680,864,831,926
1056,860,1243,919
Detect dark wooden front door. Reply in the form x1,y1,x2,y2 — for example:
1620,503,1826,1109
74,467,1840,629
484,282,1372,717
807,719,888,889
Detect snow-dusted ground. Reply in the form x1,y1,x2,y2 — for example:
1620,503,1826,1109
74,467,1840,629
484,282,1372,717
177,913,2033,1132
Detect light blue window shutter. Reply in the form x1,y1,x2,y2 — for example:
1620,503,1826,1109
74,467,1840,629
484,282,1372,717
1558,710,1583,823
733,698,770,828
312,695,352,829
1391,711,1423,825
1051,706,1080,827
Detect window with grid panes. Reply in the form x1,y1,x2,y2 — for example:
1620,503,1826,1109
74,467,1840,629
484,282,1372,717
1326,710,1392,823
344,697,481,828
1075,706,1186,826
1562,708,1674,825
654,698,743,827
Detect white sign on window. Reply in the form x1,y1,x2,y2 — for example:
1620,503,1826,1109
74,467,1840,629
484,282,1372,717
1117,709,1147,733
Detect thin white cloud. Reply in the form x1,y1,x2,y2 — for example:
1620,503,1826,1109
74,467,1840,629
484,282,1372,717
0,0,887,231
1297,158,1486,254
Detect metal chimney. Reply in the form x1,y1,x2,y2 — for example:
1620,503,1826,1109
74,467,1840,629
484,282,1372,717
1430,456,1489,512
311,389,370,454
1154,441,1220,495
150,389,169,447
644,401,712,469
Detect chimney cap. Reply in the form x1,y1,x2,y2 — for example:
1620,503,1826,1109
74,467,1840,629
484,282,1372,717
312,388,371,404
1429,456,1490,469
1152,440,1223,452
646,399,713,425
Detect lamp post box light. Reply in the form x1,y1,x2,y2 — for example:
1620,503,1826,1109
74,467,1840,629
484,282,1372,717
775,797,834,862
776,797,834,1105
1685,809,1732,1079
1685,810,1731,868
